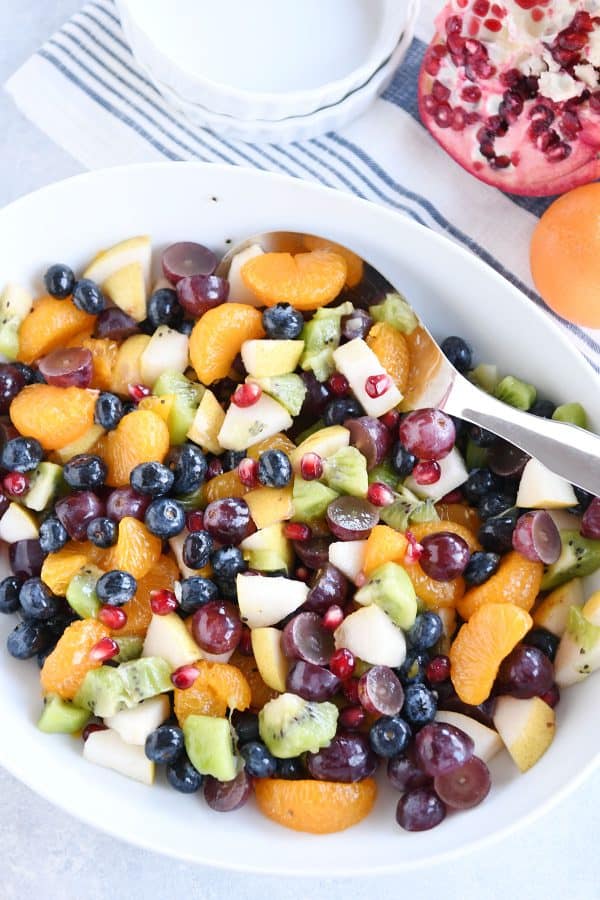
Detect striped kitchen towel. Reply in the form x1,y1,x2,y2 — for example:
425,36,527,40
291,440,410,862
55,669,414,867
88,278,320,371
4,0,600,371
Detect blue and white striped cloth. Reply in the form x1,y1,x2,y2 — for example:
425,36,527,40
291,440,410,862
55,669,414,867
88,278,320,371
5,0,600,371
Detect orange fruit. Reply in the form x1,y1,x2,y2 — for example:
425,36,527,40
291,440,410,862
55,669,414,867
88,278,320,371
229,650,278,709
201,469,251,504
66,327,95,347
457,550,543,621
366,322,410,393
17,296,95,364
102,409,170,486
436,502,481,534
137,393,175,425
400,327,442,411
103,516,162,580
530,183,600,327
302,236,364,287
409,520,481,554
173,660,251,723
81,338,119,391
40,619,110,700
363,524,407,577
118,554,179,637
10,384,96,451
404,562,465,610
40,542,105,595
240,249,347,310
449,602,533,705
247,432,296,460
255,778,377,834
189,303,265,385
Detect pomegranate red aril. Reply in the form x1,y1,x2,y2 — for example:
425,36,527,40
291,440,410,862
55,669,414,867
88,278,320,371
171,665,199,690
358,665,404,716
38,347,93,389
342,677,360,705
162,242,217,284
232,383,261,408
329,647,355,680
367,482,395,507
323,604,345,631
432,80,451,102
399,409,455,460
283,522,311,542
238,458,258,487
412,460,441,486
300,452,323,481
540,683,560,708
405,530,424,564
186,510,204,532
328,373,349,396
427,655,452,684
512,510,561,564
339,706,365,731
89,636,119,663
150,589,179,615
452,108,467,131
473,0,490,14
435,103,454,128
128,383,151,403
326,495,380,541
4,472,30,496
98,606,127,630
365,373,391,398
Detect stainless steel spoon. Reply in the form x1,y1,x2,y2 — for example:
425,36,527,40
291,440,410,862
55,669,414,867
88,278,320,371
217,231,600,497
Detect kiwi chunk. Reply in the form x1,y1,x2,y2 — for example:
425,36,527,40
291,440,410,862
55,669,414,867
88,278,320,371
183,715,237,781
300,302,353,382
355,561,417,629
494,375,536,411
66,565,103,619
291,477,339,522
469,363,499,394
552,402,588,429
541,530,600,591
322,446,368,498
118,657,173,703
24,462,64,512
370,292,418,334
114,636,144,662
37,694,90,734
258,692,338,758
251,374,307,416
74,656,172,717
153,370,205,444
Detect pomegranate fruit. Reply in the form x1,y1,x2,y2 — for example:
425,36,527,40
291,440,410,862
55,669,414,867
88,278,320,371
419,1,600,196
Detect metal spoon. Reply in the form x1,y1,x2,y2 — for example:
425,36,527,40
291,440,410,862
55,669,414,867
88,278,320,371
217,231,600,497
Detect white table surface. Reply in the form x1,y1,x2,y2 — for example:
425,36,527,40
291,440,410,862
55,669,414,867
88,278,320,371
1,3,598,898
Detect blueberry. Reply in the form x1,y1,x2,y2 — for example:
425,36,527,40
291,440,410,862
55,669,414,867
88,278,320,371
391,441,417,477
166,754,203,793
145,724,184,764
524,627,560,662
147,288,183,328
63,453,107,490
397,650,429,686
262,303,304,340
440,336,472,373
0,365,26,414
96,570,137,607
323,396,363,426
39,516,68,553
7,619,51,659
231,709,260,745
178,320,194,337
211,546,246,580
0,575,23,614
46,610,77,640
44,263,75,299
12,363,39,385
86,516,117,548
222,450,245,472
179,576,218,614
72,279,106,314
529,399,556,418
478,491,513,520
130,461,174,497
1,437,43,473
276,756,305,779
463,467,499,504
407,612,443,651
478,509,518,553
463,551,500,586
94,392,124,430
182,530,213,569
240,741,277,778
165,443,207,495
121,400,137,417
369,715,411,758
215,576,238,601
573,486,593,514
402,683,437,728
257,449,292,488
468,425,496,448
19,578,60,620
144,497,186,538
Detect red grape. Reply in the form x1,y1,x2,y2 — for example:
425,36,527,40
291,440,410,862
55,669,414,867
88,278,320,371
341,309,373,341
488,441,529,477
9,540,45,578
419,532,471,581
496,644,554,699
581,497,600,539
299,372,332,418
358,665,404,716
55,491,105,541
345,416,391,470
396,787,446,831
306,733,377,782
281,612,334,665
326,495,380,541
399,409,456,460
434,755,491,809
387,754,432,792
286,660,340,701
305,564,349,614
38,347,93,388
191,601,242,654
106,487,150,522
203,497,251,544
204,770,252,812
0,366,25,414
162,241,217,284
415,722,474,776
292,536,330,569
94,307,139,340
512,510,561,564
176,274,229,317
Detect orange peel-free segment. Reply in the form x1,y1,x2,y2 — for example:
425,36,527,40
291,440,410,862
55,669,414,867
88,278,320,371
457,551,543,621
405,562,465,610
189,303,265,385
240,250,347,310
17,296,96,365
366,322,411,394
201,469,251,504
302,236,364,288
10,384,96,451
103,409,170,487
229,650,279,709
450,603,533,705
363,525,407,577
117,554,179,637
41,541,105,596
435,502,481,534
40,619,110,700
255,778,377,834
82,338,120,391
174,660,251,724
104,516,162,580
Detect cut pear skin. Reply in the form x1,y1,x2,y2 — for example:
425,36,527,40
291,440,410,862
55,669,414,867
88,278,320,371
516,458,577,509
435,710,502,763
241,339,304,377
105,694,170,746
533,578,584,637
236,573,308,628
226,244,264,306
0,503,39,542
83,728,155,784
251,627,289,692
493,695,555,773
332,338,402,417
142,613,200,669
218,393,293,451
289,425,350,472
140,326,189,384
83,235,151,321
554,595,600,686
186,389,225,454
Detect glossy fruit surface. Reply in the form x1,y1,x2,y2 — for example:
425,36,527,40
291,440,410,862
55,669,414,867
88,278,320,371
38,347,93,389
281,612,334,665
457,551,542,620
399,409,455,460
434,755,491,810
420,532,471,582
204,771,253,812
104,516,162,580
174,660,250,722
103,410,170,487
307,733,377,783
496,644,554,699
415,721,474,776
240,249,347,310
40,618,109,699
396,787,446,832
191,601,242,655
10,384,96,450
189,303,264,384
254,778,376,833
17,296,94,365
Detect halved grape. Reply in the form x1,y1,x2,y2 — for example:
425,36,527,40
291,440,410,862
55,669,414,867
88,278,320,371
326,496,380,541
305,564,348,614
306,733,377,783
286,660,340,701
419,532,471,582
94,308,139,340
204,497,252,545
281,611,334,665
387,754,432,792
414,722,474,776
106,487,150,522
396,787,446,831
434,755,491,809
496,644,554,699
162,242,217,284
293,537,330,570
358,665,404,716
399,409,456,461
38,348,93,389
176,274,229,318
9,539,45,579
55,492,105,541
487,441,529,477
345,416,391,471
204,770,252,811
341,309,373,342
581,497,600,539
512,511,561,564
191,600,242,654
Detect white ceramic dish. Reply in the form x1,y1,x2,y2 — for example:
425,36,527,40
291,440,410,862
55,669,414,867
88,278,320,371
116,0,412,120
0,162,598,876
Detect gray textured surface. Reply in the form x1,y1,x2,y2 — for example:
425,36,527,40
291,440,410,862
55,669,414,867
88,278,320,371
1,3,599,898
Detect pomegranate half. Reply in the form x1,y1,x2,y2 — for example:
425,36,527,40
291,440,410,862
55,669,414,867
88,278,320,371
418,0,600,196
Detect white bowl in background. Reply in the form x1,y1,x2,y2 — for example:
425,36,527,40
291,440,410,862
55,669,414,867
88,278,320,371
115,0,414,120
0,162,597,876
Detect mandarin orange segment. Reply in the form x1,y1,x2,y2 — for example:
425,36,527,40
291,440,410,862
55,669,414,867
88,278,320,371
66,327,96,347
102,409,170,486
10,384,97,451
240,249,347,310
405,562,465,610
366,322,410,393
174,660,251,724
363,524,407,577
229,650,279,709
40,542,105,596
247,432,296,460
450,602,533,705
17,296,96,365
201,469,251,504
302,236,364,287
40,619,110,700
254,778,377,834
400,327,443,411
103,516,162,580
409,520,481,554
137,393,175,424
457,550,543,621
436,502,481,534
189,303,265,385
117,555,179,637
81,338,119,391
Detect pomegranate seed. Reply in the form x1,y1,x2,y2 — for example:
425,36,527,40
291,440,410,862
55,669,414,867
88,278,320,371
426,655,451,684
424,95,439,115
434,103,454,128
511,151,521,166
367,482,395,507
300,452,323,481
232,382,261,408
446,15,462,35
171,664,199,689
491,3,505,16
491,155,511,169
546,142,572,163
462,84,481,103
465,111,480,125
432,44,448,58
238,626,253,656
338,705,365,731
186,510,204,532
89,636,119,662
364,373,391,398
405,530,424,564
238,457,259,487
328,373,349,396
295,566,310,582
322,604,344,631
98,605,128,630
82,723,107,741
464,38,485,58
447,33,465,56
451,108,467,131
540,684,560,708
472,59,495,78
342,677,360,705
3,472,30,496
413,460,441,485
207,457,224,478
573,10,594,32
432,80,451,102
487,115,507,136
150,588,178,615
531,7,543,21
128,383,150,402
380,409,400,431
484,17,502,31
330,647,355,680
468,16,480,36
425,56,441,76
590,91,600,112
473,0,490,15
283,522,311,541
441,489,462,503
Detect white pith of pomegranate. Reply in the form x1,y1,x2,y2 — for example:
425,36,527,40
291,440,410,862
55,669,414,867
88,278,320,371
418,0,600,195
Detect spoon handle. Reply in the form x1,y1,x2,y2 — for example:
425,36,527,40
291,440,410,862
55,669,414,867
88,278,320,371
444,375,600,496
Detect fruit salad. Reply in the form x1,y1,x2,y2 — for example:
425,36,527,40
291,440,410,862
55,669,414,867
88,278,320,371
0,234,598,835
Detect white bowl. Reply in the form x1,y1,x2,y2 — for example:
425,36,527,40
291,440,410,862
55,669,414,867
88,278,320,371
0,162,598,876
115,0,413,120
